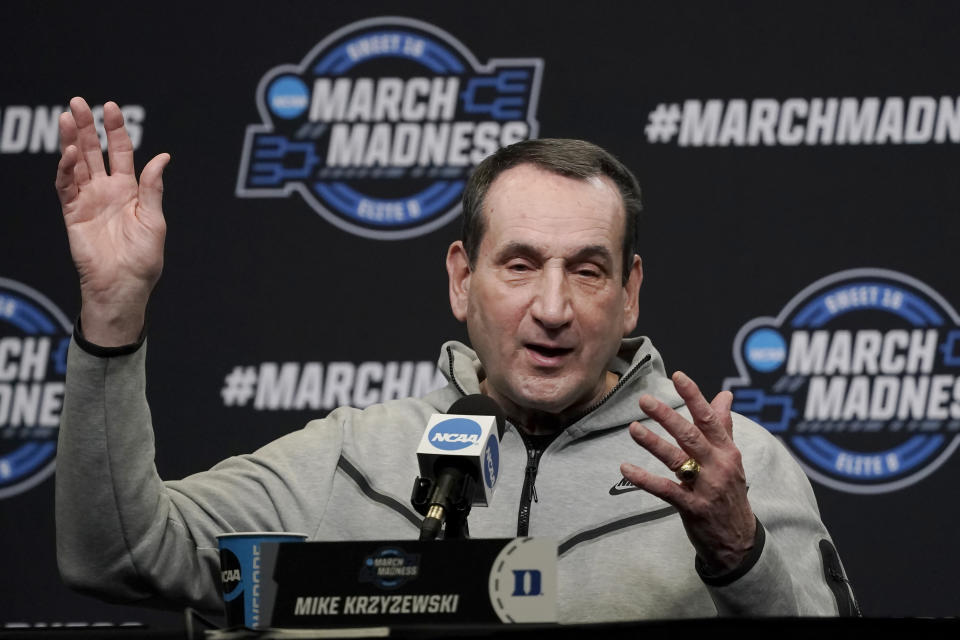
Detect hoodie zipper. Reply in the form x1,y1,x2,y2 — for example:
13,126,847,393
517,435,544,536
514,353,652,536
446,344,654,536
445,346,468,396
571,353,651,422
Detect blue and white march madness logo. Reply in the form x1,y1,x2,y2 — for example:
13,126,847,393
428,417,482,451
359,547,420,590
236,16,543,240
0,278,72,499
723,269,960,494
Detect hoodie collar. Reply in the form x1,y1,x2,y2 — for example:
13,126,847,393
429,337,684,438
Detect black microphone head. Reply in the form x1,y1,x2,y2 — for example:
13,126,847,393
448,394,505,440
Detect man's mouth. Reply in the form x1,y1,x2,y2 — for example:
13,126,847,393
525,343,575,362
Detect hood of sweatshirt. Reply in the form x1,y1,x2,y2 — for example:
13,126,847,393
427,337,686,442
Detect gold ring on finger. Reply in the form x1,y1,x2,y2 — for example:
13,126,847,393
676,458,701,483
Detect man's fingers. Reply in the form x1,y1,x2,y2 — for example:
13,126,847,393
58,110,77,154
138,153,170,222
55,145,80,206
59,111,90,187
711,390,735,438
103,102,135,176
69,97,107,177
620,462,688,507
628,421,692,474
638,394,711,460
672,371,731,444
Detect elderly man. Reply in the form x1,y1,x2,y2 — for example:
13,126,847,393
54,97,857,622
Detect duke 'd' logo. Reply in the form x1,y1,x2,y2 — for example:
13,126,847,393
0,278,71,500
723,268,960,494
236,16,543,240
428,417,482,450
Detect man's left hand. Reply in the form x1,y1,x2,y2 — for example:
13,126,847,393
620,371,756,573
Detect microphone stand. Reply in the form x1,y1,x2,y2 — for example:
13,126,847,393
411,473,476,540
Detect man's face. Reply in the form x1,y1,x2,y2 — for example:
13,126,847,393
447,163,642,419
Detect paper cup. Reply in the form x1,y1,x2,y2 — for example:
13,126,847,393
217,531,307,628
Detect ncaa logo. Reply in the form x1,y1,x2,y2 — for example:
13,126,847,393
428,417,481,451
236,16,544,240
0,278,71,499
723,268,960,494
482,436,499,489
219,548,244,601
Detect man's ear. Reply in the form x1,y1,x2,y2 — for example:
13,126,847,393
446,240,472,322
622,254,643,336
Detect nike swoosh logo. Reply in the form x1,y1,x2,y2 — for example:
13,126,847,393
609,478,643,495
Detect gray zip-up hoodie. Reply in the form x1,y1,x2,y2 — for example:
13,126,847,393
56,335,855,622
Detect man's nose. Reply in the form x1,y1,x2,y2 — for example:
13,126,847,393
531,267,573,329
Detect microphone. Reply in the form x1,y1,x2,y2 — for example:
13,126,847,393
412,394,505,541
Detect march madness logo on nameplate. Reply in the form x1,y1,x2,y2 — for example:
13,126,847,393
0,278,71,499
723,268,960,494
236,16,543,240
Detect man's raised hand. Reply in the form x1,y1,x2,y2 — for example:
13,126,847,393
620,372,756,573
55,97,169,346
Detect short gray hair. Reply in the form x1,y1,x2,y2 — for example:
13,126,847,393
461,138,642,283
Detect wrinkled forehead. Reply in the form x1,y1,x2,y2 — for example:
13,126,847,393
485,162,624,203
480,164,627,252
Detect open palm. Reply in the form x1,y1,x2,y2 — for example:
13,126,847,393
55,97,170,345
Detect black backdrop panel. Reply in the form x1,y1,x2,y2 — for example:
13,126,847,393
2,1,959,626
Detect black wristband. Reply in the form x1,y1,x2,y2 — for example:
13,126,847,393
73,316,146,358
695,515,766,587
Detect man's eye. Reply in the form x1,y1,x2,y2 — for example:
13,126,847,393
577,267,601,278
508,263,531,272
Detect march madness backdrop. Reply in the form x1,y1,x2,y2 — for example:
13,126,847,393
1,1,958,626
